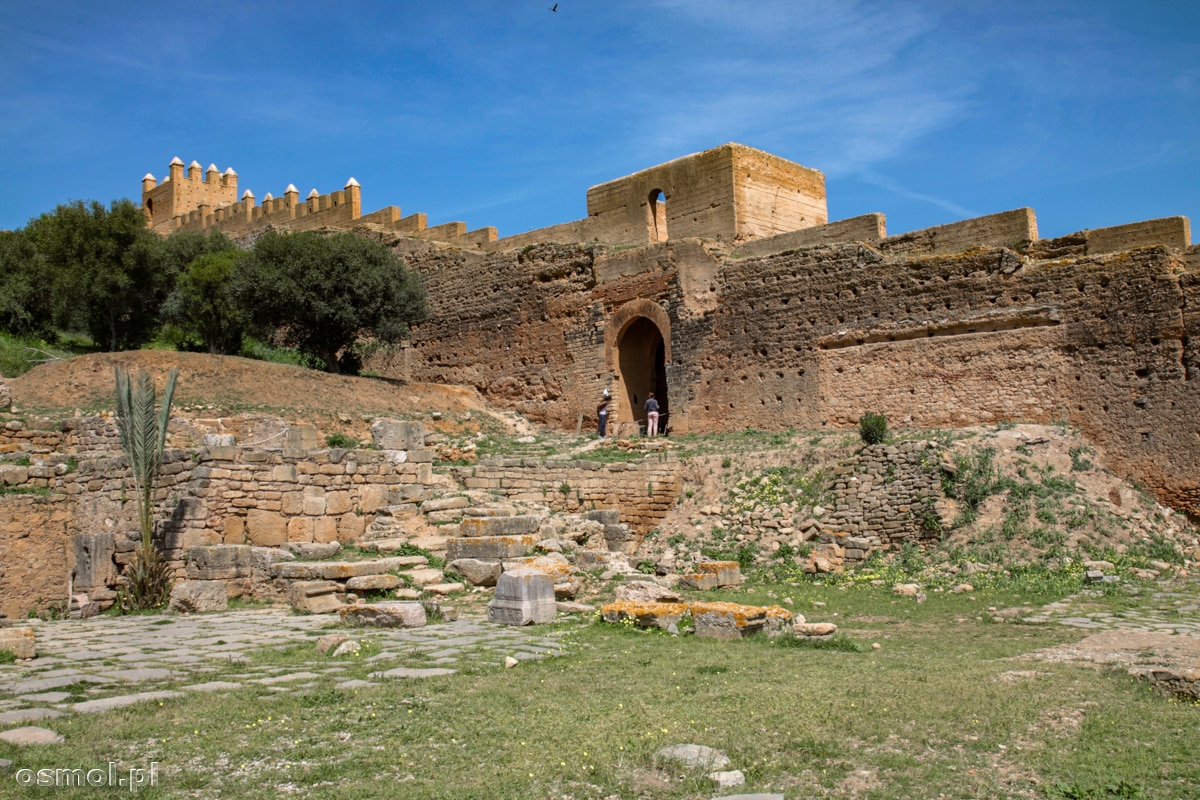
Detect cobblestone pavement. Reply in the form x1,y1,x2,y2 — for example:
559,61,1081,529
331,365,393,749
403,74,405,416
1020,582,1200,634
3,580,1198,732
0,608,570,728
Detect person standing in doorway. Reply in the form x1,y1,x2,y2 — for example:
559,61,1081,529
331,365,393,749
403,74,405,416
644,392,660,437
596,397,609,438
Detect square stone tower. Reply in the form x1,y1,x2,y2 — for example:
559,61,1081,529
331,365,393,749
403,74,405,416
142,158,239,235
584,143,827,245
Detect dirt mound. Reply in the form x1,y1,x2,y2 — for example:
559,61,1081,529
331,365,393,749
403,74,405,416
6,351,501,438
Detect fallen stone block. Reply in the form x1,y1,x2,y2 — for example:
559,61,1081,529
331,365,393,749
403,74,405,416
424,582,465,596
614,580,681,603
696,560,742,587
288,580,345,614
487,570,556,626
274,556,429,580
601,601,690,630
445,535,537,561
340,601,427,628
168,580,228,613
316,633,350,655
0,627,36,659
331,640,361,657
793,621,838,639
501,551,574,582
678,573,719,591
689,601,768,641
763,605,794,636
345,574,403,592
654,743,730,770
447,558,502,586
402,567,444,586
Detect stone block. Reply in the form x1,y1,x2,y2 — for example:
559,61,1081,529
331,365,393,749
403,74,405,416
302,593,346,614
345,574,403,592
404,567,445,586
286,426,320,451
280,541,341,559
445,535,537,561
370,419,425,451
245,510,287,546
168,580,228,613
340,601,427,628
185,544,252,580
614,580,681,603
601,601,689,630
426,509,466,524
326,491,352,515
447,558,502,586
313,517,339,543
422,496,469,513
500,552,574,582
286,516,315,542
337,514,367,542
274,556,428,580
316,633,350,655
0,627,35,659
302,487,326,516
486,570,556,625
459,514,542,537
582,509,621,526
72,532,115,590
697,561,742,587
678,573,719,591
689,601,768,640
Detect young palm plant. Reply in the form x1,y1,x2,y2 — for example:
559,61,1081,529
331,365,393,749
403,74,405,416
114,366,179,610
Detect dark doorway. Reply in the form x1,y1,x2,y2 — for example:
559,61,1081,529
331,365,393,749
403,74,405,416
617,316,669,434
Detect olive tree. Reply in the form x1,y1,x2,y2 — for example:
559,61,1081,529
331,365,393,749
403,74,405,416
232,230,426,373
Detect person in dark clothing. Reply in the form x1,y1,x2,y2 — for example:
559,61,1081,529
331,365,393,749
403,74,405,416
596,397,609,437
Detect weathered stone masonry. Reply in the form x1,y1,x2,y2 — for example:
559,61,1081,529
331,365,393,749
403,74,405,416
0,423,685,617
386,238,1200,520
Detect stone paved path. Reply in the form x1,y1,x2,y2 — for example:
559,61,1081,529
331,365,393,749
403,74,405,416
1020,583,1200,634
0,608,569,727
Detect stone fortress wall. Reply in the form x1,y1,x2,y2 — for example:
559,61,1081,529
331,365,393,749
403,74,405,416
138,144,1199,519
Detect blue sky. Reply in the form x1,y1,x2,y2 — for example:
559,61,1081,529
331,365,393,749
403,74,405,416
2,0,1197,241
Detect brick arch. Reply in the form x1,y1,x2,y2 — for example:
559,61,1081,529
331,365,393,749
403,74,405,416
604,298,672,371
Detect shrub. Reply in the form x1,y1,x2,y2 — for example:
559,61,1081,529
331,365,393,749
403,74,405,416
325,433,358,449
858,412,888,445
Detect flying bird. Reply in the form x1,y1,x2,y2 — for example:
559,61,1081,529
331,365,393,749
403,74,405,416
550,3,557,11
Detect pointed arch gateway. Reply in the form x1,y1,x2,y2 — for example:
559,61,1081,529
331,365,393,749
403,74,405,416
605,299,672,437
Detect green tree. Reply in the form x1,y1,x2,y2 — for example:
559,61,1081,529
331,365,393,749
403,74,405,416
162,250,246,354
0,229,54,337
113,366,179,610
232,230,426,373
24,199,167,351
153,229,237,280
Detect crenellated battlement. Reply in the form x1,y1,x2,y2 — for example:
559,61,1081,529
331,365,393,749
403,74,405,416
140,145,1192,259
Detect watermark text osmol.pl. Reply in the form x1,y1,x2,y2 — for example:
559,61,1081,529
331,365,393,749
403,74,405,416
13,762,159,792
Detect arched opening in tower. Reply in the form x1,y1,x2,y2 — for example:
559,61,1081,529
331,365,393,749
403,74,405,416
617,316,669,434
